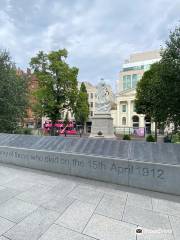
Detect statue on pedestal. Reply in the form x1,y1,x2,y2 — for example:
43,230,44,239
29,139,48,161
90,78,115,138
96,78,111,113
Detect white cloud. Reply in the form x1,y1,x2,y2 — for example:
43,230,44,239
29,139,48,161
0,0,179,89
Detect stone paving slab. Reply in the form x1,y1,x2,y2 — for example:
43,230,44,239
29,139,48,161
0,216,15,236
0,163,180,240
169,216,180,240
95,194,126,220
4,207,59,240
67,185,103,205
83,214,136,240
2,178,36,191
0,187,20,205
152,198,180,217
0,198,38,223
0,236,10,240
39,224,95,240
126,192,153,210
41,196,75,214
56,200,96,232
137,232,174,240
15,184,56,205
123,205,172,230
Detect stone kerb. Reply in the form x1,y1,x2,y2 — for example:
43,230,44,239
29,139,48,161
0,134,179,196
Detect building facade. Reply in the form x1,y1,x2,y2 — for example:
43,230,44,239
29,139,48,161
16,68,40,128
115,50,161,134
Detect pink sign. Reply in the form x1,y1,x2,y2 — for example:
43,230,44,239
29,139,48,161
134,128,145,137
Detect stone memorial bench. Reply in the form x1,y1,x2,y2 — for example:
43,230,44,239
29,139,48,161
0,133,179,195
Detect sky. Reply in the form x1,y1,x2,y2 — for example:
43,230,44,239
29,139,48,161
0,0,180,89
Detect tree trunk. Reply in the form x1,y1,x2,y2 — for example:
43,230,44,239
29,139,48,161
155,121,157,142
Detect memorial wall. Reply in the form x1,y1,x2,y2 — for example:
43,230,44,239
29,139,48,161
0,134,179,195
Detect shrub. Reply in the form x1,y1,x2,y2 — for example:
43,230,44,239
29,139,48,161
123,134,131,140
164,135,171,143
23,128,32,135
146,134,155,142
97,131,103,136
14,128,32,135
171,132,180,144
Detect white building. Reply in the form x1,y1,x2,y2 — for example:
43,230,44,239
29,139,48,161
115,50,161,135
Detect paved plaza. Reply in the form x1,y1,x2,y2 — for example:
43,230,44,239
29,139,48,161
0,163,179,240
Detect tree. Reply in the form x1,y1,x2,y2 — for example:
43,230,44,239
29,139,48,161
74,82,89,130
0,50,28,133
30,49,78,134
135,63,167,141
160,26,180,130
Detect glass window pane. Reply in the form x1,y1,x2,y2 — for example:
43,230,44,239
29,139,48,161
126,75,131,89
122,105,126,112
132,74,138,88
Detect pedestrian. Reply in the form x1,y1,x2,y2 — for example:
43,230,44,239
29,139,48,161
79,128,82,137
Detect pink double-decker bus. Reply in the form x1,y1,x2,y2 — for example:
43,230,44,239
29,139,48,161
43,120,77,135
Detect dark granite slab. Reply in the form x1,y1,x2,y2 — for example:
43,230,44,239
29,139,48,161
0,134,179,165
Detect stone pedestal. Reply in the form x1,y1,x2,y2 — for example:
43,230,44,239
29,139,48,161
90,112,116,138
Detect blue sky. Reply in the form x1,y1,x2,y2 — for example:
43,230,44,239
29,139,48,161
0,0,179,88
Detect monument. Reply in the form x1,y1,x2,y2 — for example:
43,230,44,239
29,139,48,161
0,134,180,195
90,79,116,138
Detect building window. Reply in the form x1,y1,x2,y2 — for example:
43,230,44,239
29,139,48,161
90,111,93,116
132,115,139,128
133,75,137,88
123,75,131,90
123,74,141,90
122,117,126,125
126,75,131,89
132,74,138,88
90,102,93,108
91,93,93,99
133,102,136,112
122,105,126,112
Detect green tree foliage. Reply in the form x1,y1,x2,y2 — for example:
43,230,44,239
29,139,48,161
135,26,180,138
135,63,167,141
0,50,28,133
30,49,78,127
160,26,180,129
74,82,89,127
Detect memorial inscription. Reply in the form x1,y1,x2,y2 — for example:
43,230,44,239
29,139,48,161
0,134,179,195
0,148,165,180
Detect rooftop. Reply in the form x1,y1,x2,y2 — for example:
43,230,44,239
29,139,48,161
0,162,179,240
126,50,161,63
